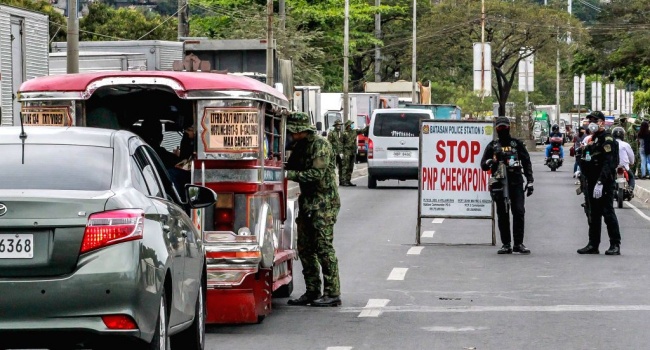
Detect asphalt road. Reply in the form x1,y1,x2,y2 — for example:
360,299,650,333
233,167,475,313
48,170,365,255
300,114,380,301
207,151,650,350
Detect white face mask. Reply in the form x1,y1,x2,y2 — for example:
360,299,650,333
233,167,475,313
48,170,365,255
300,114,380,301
588,123,599,133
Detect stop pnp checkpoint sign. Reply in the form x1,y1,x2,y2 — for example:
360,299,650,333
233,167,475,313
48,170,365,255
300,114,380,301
418,120,494,219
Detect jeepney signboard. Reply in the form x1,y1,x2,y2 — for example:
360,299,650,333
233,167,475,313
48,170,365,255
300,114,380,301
200,107,259,152
22,107,72,126
416,120,495,245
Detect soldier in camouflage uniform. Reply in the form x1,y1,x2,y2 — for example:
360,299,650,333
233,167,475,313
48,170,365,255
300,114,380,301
285,112,342,307
327,120,345,185
340,120,364,186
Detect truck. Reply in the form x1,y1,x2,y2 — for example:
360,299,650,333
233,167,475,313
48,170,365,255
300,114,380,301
0,4,49,126
364,80,420,103
49,51,148,75
294,86,322,129
403,103,462,120
50,40,185,71
533,110,550,144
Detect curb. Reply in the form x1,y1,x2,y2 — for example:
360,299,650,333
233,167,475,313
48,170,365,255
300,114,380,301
634,181,650,204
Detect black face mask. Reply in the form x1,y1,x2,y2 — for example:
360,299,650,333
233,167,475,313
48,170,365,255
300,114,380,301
496,128,510,139
285,133,296,150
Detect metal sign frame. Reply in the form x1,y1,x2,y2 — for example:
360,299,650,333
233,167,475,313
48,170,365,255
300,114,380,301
416,119,496,245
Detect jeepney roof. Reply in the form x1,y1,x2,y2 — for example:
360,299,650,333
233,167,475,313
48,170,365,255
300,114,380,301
19,71,288,102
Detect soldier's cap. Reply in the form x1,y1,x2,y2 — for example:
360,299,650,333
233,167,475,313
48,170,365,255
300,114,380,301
586,111,605,121
345,120,354,127
286,112,316,134
495,116,510,127
333,120,342,126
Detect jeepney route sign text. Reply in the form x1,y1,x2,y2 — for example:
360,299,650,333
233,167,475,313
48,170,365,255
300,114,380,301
202,108,259,151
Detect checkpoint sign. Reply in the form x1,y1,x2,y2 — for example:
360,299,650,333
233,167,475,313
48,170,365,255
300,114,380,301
418,120,494,218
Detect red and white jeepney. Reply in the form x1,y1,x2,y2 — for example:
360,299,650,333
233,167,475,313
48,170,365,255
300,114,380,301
18,71,298,324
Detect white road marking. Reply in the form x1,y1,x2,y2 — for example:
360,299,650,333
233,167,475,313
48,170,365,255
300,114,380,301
326,347,353,350
342,304,650,313
421,230,435,238
407,246,424,255
432,218,445,224
387,268,408,280
625,201,650,221
422,326,489,332
358,299,390,317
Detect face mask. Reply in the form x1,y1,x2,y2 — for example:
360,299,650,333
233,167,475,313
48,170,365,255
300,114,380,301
588,123,599,133
285,133,295,149
496,128,510,139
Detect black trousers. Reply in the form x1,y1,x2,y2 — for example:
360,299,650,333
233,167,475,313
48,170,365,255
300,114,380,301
586,181,621,246
495,183,526,246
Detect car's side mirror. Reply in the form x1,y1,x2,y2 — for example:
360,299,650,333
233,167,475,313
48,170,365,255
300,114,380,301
185,185,217,209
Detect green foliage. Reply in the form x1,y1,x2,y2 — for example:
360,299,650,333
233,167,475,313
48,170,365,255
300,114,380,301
0,0,66,42
80,2,176,40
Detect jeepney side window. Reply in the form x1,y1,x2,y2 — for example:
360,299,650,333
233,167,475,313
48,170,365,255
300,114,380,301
264,110,282,160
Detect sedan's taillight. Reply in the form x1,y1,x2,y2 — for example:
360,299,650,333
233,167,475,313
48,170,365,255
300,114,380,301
80,209,144,254
368,138,374,159
102,314,138,330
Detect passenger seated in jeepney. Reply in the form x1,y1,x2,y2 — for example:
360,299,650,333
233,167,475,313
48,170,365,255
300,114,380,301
139,117,181,169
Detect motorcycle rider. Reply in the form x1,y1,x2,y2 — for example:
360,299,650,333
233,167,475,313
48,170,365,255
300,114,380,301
612,126,635,194
545,124,565,164
577,111,621,256
480,117,534,255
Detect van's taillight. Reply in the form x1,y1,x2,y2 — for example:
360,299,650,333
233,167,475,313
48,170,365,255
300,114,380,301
81,209,144,253
368,138,374,159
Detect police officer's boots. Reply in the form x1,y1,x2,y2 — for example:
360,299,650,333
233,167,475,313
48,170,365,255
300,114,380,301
605,244,621,256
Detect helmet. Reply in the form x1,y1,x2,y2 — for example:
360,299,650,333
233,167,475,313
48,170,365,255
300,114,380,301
551,124,559,132
612,126,625,140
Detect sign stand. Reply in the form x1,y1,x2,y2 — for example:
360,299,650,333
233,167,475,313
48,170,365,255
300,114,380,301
416,120,496,245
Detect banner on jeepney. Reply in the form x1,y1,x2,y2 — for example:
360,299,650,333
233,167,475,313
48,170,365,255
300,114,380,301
418,120,494,218
200,107,259,152
22,107,72,126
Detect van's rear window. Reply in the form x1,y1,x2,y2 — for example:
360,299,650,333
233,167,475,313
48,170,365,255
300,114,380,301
373,113,430,137
0,145,113,190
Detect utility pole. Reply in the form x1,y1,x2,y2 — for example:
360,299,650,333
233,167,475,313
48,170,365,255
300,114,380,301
66,0,79,74
343,0,350,122
374,0,381,82
177,0,189,39
266,0,274,86
411,0,417,103
279,0,285,31
480,0,485,103
556,43,561,126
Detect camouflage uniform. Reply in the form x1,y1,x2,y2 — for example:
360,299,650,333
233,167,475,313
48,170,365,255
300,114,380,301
327,120,345,184
340,120,358,185
285,112,341,299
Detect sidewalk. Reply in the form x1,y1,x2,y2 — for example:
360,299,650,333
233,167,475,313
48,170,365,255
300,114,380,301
288,162,368,199
634,178,650,203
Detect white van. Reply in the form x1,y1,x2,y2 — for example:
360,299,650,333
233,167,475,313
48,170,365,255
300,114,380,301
366,108,434,188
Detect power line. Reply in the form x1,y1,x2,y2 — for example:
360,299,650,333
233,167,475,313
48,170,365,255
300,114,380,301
137,3,184,40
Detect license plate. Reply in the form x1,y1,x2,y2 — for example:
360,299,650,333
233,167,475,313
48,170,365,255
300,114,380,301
0,234,34,259
552,155,560,159
393,151,412,158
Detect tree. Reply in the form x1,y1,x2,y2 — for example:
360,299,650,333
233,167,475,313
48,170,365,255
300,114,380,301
80,2,177,41
418,0,585,123
1,0,66,42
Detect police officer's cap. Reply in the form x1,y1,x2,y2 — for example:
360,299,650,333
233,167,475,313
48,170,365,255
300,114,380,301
587,111,605,121
495,117,510,127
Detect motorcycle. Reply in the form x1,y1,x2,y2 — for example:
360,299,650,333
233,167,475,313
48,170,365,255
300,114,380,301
614,166,633,208
546,136,564,171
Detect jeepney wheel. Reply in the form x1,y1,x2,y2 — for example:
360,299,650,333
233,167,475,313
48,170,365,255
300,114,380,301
256,203,275,269
272,279,293,298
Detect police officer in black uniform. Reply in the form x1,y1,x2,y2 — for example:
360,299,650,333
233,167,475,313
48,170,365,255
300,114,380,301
577,111,622,255
481,117,534,254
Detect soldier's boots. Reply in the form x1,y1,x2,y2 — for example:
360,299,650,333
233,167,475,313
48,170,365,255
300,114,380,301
288,293,322,306
311,295,342,307
497,244,512,254
577,244,599,254
605,244,621,256
513,244,531,254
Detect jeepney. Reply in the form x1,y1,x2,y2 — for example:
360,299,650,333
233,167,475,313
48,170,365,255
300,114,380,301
18,71,298,324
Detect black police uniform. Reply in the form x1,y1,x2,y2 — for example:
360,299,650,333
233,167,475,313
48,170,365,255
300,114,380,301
481,135,534,252
579,129,621,253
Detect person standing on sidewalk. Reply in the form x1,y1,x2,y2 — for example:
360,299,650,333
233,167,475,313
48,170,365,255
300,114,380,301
327,120,345,185
480,117,534,255
577,111,621,255
284,112,342,307
340,120,360,186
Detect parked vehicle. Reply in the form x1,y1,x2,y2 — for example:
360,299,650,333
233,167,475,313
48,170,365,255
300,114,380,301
0,4,49,126
0,127,215,349
403,103,462,120
17,71,297,324
615,166,633,208
365,108,434,188
356,114,370,162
